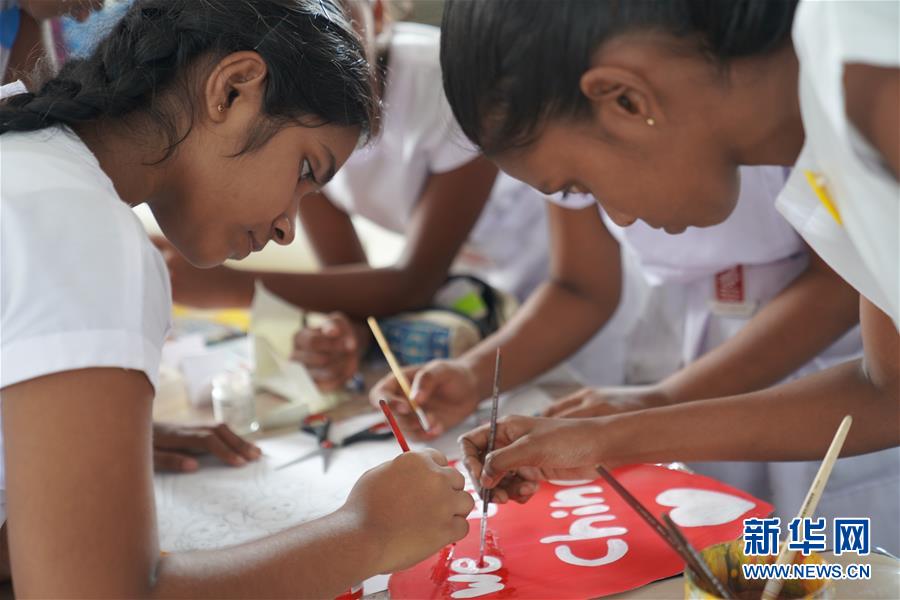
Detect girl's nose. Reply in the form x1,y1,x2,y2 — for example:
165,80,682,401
271,215,296,246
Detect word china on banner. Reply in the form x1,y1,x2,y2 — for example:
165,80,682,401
390,464,773,599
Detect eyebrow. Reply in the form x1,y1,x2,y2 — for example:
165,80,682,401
318,143,336,186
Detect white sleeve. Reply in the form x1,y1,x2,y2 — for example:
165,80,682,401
803,0,899,68
544,191,597,210
1,190,171,391
420,69,482,174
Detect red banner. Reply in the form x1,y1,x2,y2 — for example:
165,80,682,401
390,464,772,599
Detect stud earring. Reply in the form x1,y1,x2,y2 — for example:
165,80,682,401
646,117,655,126
217,104,225,113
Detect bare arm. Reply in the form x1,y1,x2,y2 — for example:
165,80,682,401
461,202,623,398
179,157,498,317
298,191,369,267
463,297,899,498
372,201,626,439
659,248,860,403
3,369,472,597
844,64,900,179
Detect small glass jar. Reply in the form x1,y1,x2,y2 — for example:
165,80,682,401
684,539,835,599
211,369,259,435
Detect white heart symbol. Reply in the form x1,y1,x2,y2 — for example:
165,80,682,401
655,488,755,527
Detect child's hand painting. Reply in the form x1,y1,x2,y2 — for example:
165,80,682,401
459,416,607,504
370,360,480,440
153,422,261,472
342,449,474,574
543,385,670,418
291,313,366,391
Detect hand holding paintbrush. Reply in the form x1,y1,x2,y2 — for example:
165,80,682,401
367,316,431,432
478,348,502,567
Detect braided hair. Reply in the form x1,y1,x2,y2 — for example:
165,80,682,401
0,0,377,159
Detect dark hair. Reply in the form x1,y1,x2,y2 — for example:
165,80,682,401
441,0,798,155
0,0,378,159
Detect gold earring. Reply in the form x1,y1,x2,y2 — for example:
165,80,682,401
646,117,655,126
217,104,225,113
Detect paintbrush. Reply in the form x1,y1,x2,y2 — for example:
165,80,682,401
662,513,735,599
761,415,853,600
478,348,502,568
366,316,430,432
596,466,736,599
378,398,410,453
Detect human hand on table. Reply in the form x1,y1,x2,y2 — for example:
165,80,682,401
152,236,253,308
459,415,614,505
369,359,481,440
153,422,261,472
341,449,474,574
543,385,670,418
291,312,367,391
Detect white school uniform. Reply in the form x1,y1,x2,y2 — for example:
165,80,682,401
323,23,636,385
0,123,172,525
782,0,899,328
322,22,550,303
549,165,897,551
766,0,900,551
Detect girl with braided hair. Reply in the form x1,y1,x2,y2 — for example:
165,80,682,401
0,0,473,595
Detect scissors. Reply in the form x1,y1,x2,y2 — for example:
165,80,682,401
276,415,394,472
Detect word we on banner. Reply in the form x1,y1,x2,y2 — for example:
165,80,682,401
389,464,773,599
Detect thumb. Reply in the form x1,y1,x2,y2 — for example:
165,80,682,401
410,363,448,406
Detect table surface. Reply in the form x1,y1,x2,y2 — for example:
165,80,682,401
153,363,900,599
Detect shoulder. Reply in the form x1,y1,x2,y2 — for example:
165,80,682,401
387,22,442,74
384,23,446,120
1,130,171,389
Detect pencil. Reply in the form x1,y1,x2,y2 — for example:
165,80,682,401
367,316,430,432
379,398,410,453
761,415,853,600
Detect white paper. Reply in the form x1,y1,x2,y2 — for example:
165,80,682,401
155,430,401,552
251,283,338,414
153,386,554,593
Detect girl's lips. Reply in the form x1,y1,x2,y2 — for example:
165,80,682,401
249,231,266,252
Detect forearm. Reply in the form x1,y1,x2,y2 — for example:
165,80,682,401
604,359,899,465
153,509,377,599
228,263,441,318
461,281,615,398
660,264,859,403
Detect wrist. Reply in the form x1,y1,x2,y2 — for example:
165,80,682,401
641,383,676,407
332,505,385,578
459,354,494,400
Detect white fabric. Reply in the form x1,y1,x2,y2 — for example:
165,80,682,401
763,0,900,550
0,125,172,524
781,0,900,326
0,77,23,98
323,22,478,233
322,23,551,301
546,165,900,549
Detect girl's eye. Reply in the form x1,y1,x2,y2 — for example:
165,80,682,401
299,159,315,183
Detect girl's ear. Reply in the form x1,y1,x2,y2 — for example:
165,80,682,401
203,51,269,124
580,65,660,132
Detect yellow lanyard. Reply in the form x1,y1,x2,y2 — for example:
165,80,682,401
804,170,843,225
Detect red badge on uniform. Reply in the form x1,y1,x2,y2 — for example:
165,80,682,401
715,265,745,303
